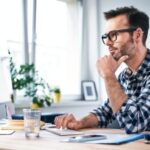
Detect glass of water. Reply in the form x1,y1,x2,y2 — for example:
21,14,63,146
23,109,41,138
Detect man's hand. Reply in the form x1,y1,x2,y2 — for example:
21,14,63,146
96,54,128,113
54,113,99,130
54,114,83,130
96,55,128,78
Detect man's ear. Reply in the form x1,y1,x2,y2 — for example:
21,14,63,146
134,28,143,42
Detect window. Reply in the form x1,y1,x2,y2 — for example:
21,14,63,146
35,0,82,97
0,0,83,100
0,0,23,67
0,0,24,96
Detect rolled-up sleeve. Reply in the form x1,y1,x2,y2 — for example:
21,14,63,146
114,61,150,134
91,100,113,127
91,77,150,133
116,84,150,134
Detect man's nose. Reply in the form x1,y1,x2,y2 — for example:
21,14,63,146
104,37,113,46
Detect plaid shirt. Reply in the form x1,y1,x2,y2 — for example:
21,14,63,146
92,49,150,134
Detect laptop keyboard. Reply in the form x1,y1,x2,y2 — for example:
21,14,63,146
45,127,82,136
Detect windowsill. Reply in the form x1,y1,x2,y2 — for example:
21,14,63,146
50,100,100,107
14,99,100,109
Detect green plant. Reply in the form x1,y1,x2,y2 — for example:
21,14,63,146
53,87,61,93
8,50,53,107
51,87,61,103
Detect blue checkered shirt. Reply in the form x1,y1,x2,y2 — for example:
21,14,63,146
92,49,150,134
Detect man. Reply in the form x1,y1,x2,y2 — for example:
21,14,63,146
55,6,150,134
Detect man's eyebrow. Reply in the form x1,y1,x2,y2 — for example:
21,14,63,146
104,30,117,35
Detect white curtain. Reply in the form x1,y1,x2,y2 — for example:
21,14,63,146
81,0,101,100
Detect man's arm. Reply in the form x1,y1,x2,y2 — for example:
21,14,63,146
72,113,99,129
96,55,128,113
103,75,128,113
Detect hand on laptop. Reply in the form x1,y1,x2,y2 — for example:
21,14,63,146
54,114,83,130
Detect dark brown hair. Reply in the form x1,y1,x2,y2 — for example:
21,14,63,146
104,6,149,45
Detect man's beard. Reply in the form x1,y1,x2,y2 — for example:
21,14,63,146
112,38,135,61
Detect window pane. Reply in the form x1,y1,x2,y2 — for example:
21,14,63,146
36,0,82,96
0,0,23,67
0,0,23,99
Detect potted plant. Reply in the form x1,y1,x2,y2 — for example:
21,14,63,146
8,50,54,108
25,73,53,108
52,87,61,103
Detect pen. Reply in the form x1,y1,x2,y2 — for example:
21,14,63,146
60,126,63,131
59,126,67,130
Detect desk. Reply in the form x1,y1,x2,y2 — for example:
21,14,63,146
0,129,149,150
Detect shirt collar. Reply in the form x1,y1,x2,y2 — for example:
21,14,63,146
124,49,150,79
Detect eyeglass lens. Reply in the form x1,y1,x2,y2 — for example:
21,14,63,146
102,31,118,44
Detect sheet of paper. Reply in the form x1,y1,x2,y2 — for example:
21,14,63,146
0,119,8,124
0,129,15,135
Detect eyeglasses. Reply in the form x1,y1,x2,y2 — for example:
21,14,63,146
101,27,137,45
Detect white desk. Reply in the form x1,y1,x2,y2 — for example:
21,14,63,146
0,129,149,150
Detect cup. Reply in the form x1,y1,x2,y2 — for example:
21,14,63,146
23,109,41,138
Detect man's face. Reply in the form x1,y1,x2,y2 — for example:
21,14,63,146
104,15,136,61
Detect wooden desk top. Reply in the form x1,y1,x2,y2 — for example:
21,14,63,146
0,128,149,150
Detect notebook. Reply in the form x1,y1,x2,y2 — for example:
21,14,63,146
0,120,45,130
63,133,144,144
45,127,83,136
88,133,144,144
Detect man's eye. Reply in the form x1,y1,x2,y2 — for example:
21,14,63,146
109,32,117,40
110,32,116,37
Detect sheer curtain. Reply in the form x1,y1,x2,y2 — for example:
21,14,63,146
0,0,102,102
35,0,82,98
0,0,24,66
81,0,101,100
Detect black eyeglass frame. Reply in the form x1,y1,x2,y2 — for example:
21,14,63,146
101,27,137,44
